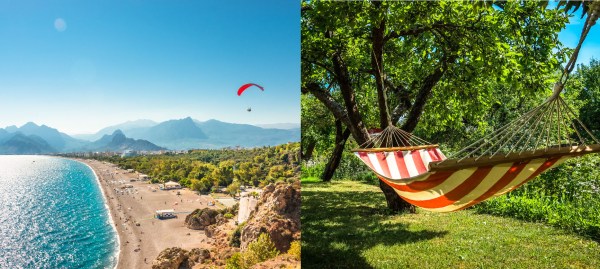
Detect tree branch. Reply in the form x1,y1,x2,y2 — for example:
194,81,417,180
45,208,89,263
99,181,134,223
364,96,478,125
400,54,458,132
301,57,336,78
331,52,372,146
390,79,416,124
358,68,375,75
301,82,352,128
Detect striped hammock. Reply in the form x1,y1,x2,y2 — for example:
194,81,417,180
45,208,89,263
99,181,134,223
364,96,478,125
354,96,600,213
355,148,577,212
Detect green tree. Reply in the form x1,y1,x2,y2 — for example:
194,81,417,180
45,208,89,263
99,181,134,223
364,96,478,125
213,165,234,186
574,58,600,142
269,165,285,179
200,177,212,192
227,181,241,198
234,162,254,185
240,233,279,269
191,179,205,193
301,1,571,211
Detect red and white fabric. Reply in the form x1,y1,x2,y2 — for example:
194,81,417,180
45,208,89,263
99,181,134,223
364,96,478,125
355,147,573,212
354,148,446,181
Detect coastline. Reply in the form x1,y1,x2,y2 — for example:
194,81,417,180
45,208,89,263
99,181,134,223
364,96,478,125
78,159,121,269
63,157,220,269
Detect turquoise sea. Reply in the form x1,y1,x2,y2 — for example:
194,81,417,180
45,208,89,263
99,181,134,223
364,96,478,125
0,156,118,268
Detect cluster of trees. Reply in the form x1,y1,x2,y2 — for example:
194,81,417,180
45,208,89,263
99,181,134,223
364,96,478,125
91,142,300,193
301,0,597,211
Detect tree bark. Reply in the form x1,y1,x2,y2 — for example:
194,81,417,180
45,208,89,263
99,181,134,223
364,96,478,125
372,18,393,130
331,53,372,146
379,178,415,212
301,141,317,161
322,119,351,181
302,82,353,128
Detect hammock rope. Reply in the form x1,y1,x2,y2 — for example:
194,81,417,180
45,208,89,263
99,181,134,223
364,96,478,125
436,96,599,165
358,126,434,149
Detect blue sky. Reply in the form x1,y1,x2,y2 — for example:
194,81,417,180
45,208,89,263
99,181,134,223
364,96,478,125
0,0,299,134
1,2,598,135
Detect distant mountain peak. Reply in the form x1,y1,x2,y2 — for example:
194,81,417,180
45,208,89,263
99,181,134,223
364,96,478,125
98,132,165,152
1,122,66,151
21,122,39,128
112,129,124,135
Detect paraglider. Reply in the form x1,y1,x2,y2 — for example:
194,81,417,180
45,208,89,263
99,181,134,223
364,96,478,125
238,83,263,112
237,83,264,96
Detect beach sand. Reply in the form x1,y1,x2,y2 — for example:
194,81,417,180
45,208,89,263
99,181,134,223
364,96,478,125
69,158,222,269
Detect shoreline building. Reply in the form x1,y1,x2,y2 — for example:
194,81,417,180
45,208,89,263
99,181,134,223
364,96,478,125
162,181,182,190
121,149,137,157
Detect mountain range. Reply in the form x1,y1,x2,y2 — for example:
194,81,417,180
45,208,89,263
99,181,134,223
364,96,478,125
0,133,58,155
0,118,300,154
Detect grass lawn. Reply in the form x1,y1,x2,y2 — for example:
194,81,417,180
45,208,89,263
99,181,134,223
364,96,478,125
301,180,600,268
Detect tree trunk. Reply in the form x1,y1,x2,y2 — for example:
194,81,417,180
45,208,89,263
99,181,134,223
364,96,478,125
372,18,393,130
322,119,351,181
301,141,316,161
379,179,415,212
331,53,372,146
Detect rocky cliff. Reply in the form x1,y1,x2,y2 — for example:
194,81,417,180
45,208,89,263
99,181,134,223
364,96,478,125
238,196,259,223
184,208,221,230
240,181,301,253
152,181,300,268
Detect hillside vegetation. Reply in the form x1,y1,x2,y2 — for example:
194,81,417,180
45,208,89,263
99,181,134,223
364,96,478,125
90,142,300,191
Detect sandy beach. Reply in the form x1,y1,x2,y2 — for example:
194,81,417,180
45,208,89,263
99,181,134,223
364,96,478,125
67,158,223,269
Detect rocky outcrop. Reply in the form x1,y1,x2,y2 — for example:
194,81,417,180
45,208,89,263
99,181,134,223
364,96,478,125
152,247,211,269
184,208,221,230
216,213,225,226
151,247,189,269
205,224,218,238
217,247,240,262
205,224,231,249
240,181,301,253
179,258,195,269
189,247,210,263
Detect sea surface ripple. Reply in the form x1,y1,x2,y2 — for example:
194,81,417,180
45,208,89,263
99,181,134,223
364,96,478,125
0,156,118,268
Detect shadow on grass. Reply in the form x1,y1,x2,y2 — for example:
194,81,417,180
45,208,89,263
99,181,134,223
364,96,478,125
301,181,448,268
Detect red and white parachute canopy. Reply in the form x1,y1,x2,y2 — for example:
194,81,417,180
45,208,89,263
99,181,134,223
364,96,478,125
237,83,264,96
